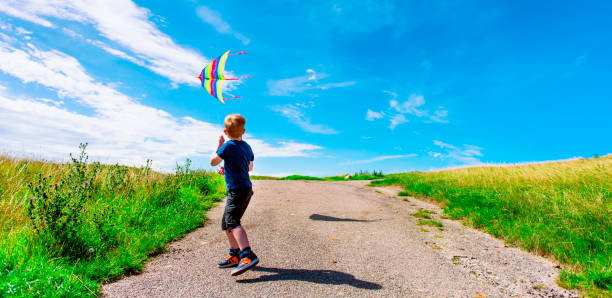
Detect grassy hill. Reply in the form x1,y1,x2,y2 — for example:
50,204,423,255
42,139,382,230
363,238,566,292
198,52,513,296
371,156,611,295
0,144,225,296
251,170,385,181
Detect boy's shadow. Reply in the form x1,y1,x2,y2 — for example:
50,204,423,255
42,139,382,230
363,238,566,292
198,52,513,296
236,266,382,290
309,214,378,222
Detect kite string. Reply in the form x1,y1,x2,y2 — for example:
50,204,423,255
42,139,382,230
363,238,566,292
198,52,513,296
229,51,247,55
215,104,221,125
224,76,250,81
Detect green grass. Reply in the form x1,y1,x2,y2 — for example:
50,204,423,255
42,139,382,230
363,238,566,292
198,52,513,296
370,155,612,294
411,209,433,219
0,145,225,296
281,175,325,181
417,219,444,228
250,175,281,180
252,170,385,181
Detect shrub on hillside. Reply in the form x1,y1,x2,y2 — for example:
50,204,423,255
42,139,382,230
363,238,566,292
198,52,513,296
26,143,100,259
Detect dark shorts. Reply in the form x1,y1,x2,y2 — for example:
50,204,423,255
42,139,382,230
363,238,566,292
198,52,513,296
221,187,254,231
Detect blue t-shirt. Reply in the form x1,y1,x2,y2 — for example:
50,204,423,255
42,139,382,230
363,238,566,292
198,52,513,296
217,140,254,190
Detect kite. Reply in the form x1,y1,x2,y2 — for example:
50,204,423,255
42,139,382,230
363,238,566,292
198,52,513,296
197,50,249,104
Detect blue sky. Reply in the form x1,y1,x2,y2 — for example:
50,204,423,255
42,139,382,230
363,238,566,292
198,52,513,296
0,0,610,176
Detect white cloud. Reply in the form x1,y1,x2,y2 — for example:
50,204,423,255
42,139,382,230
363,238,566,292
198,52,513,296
383,90,397,99
0,2,58,28
85,38,146,66
390,94,427,116
295,101,315,108
430,109,449,123
0,0,208,85
14,26,32,35
306,69,316,80
430,140,483,165
249,140,322,158
61,27,80,38
365,109,384,121
367,91,449,129
389,114,408,130
340,154,417,165
196,6,250,45
318,81,355,89
0,41,321,169
267,69,355,96
270,104,339,135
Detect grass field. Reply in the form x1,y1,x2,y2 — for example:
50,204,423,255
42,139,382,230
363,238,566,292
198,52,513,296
0,144,225,296
370,156,611,295
252,171,385,181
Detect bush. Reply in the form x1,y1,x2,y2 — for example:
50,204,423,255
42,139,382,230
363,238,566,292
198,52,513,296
26,143,100,259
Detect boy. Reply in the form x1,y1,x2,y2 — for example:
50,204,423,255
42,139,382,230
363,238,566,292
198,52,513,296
210,114,259,276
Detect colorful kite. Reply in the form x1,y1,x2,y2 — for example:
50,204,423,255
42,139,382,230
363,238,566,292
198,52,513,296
197,50,249,104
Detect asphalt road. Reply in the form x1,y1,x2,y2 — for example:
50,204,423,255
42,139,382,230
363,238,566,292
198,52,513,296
103,180,576,297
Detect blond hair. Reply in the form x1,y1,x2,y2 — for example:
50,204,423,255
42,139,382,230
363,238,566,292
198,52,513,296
224,114,246,138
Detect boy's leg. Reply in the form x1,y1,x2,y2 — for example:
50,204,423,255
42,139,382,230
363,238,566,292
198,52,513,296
225,188,253,249
228,188,259,276
230,226,250,250
219,199,241,268
226,230,240,249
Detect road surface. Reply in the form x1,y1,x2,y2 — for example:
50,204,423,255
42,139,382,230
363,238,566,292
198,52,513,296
103,180,576,297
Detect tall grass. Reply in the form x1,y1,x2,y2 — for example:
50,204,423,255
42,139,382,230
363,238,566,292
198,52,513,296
0,144,225,296
371,156,611,295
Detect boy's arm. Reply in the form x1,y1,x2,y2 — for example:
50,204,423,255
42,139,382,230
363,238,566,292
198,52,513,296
210,135,225,166
210,154,222,166
249,145,254,171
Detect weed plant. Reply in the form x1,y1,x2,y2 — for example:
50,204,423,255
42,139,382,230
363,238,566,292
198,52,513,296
0,144,225,296
411,209,433,219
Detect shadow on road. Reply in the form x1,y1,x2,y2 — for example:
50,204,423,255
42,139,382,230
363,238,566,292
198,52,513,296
309,214,377,222
236,266,382,289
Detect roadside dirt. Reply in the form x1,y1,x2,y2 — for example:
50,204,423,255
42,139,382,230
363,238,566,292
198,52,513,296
103,180,577,297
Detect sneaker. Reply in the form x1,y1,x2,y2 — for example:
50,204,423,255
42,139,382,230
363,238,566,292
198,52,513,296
218,255,240,268
230,254,259,276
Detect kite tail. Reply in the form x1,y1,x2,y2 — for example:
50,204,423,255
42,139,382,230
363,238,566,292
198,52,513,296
224,96,242,100
229,51,247,55
224,76,250,80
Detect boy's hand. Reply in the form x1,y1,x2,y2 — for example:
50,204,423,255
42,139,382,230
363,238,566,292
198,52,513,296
216,166,225,175
210,135,224,167
217,135,225,150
